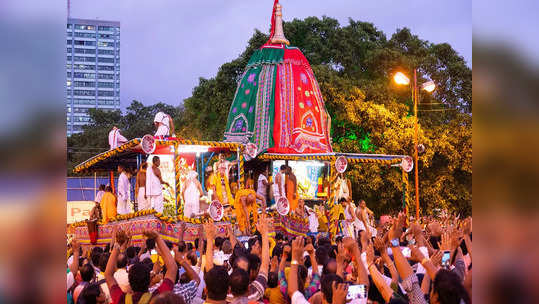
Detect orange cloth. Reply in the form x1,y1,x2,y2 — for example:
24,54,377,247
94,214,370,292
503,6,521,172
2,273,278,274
264,287,287,304
234,189,259,233
286,176,298,211
100,191,117,224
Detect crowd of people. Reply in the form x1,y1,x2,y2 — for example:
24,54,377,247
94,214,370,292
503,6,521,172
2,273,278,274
69,208,472,304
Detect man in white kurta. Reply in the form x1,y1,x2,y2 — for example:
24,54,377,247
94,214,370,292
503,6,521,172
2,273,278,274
154,112,171,137
117,166,131,214
108,126,128,150
146,156,168,213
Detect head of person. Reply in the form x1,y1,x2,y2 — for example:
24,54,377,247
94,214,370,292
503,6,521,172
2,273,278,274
128,262,152,293
105,186,112,193
204,266,229,301
218,153,225,161
152,156,160,167
286,166,292,174
214,237,224,251
90,247,103,267
229,268,250,297
78,282,106,304
430,269,470,304
315,246,329,267
321,273,344,304
117,253,128,269
247,254,261,282
296,264,308,293
98,184,105,191
117,164,124,173
222,240,233,255
359,200,366,208
323,258,337,275
279,164,287,174
98,252,110,273
146,238,156,251
149,291,186,304
186,251,197,266
232,255,249,272
338,197,347,205
248,237,261,256
268,271,278,288
246,193,256,204
80,263,95,282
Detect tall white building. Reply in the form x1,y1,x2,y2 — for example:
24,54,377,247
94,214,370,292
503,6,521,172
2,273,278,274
66,18,120,136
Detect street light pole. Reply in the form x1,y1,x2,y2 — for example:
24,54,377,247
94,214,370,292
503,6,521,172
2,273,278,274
413,69,420,219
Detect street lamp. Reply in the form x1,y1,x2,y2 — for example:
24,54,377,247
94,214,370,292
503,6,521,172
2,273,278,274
393,69,435,219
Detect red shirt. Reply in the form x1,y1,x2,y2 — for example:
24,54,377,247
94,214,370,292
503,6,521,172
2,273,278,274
110,278,174,304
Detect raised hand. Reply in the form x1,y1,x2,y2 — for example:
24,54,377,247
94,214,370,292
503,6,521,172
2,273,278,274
143,230,158,240
331,282,349,304
409,245,425,263
342,236,357,253
291,236,305,262
365,242,375,265
305,243,315,255
431,250,443,267
439,232,452,251
463,217,472,235
373,236,387,253
204,221,216,240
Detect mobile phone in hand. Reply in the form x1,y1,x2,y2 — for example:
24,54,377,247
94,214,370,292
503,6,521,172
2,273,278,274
346,284,367,300
442,250,451,268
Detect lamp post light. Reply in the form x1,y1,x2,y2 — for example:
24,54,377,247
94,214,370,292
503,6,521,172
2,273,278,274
393,69,435,219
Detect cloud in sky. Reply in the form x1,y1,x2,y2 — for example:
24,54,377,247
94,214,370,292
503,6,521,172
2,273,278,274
70,0,471,108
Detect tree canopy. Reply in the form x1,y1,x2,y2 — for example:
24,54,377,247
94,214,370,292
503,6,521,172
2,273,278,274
68,16,471,216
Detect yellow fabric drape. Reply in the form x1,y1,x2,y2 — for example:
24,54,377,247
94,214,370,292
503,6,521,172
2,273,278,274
234,189,259,233
211,172,233,205
100,192,117,224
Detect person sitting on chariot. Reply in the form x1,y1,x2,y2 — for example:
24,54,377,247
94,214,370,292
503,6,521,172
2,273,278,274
153,111,174,137
233,187,266,235
108,126,128,150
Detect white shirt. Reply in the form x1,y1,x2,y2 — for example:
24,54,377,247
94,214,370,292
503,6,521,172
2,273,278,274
95,190,105,203
146,164,163,196
257,174,268,198
308,210,319,232
108,127,128,150
291,291,310,304
114,268,131,293
118,172,130,201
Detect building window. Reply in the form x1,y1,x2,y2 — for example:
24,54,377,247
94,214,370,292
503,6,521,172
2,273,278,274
73,99,95,105
97,41,113,47
66,64,72,69
73,56,96,63
97,82,114,88
67,47,72,53
98,65,114,71
75,24,95,30
73,72,96,79
98,26,115,31
67,72,72,78
67,24,73,29
98,91,114,97
99,34,113,39
74,40,95,46
98,73,114,79
67,80,72,87
74,48,96,54
98,49,114,55
67,32,72,37
67,39,72,44
73,64,95,70
73,81,95,87
98,100,116,105
73,90,95,96
98,57,114,63
67,56,72,61
74,32,96,38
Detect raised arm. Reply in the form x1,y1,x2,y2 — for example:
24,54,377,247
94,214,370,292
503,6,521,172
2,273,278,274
365,242,393,302
374,236,398,285
287,236,305,297
203,221,216,272
148,230,178,283
69,239,80,275
305,242,319,276
343,237,369,286
256,214,271,275
174,247,201,285
105,230,129,289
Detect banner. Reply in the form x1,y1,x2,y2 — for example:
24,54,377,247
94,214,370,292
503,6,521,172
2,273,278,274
67,201,95,224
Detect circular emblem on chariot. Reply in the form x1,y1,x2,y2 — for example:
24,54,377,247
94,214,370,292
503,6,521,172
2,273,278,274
209,200,224,222
335,156,348,173
276,197,290,216
243,143,258,160
401,156,414,173
141,134,156,154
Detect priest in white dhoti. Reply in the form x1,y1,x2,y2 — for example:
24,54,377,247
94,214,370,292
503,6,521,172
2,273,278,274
153,112,174,137
146,156,169,213
182,170,203,218
108,126,128,150
117,165,131,214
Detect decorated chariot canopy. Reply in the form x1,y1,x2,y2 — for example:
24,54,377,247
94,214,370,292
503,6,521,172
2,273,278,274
224,0,332,155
